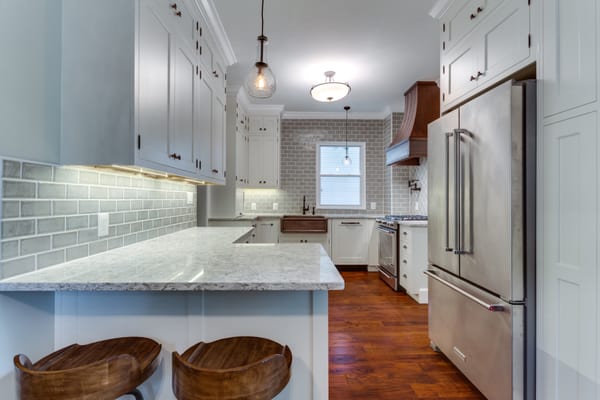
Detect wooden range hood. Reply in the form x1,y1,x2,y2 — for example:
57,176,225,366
386,81,440,166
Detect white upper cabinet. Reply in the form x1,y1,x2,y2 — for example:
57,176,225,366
249,116,279,136
437,0,534,111
248,134,279,188
59,0,231,184
542,0,597,117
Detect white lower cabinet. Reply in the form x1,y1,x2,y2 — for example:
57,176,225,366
253,218,280,243
331,219,373,265
279,233,331,256
398,225,428,304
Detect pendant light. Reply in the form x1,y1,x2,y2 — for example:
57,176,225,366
310,71,351,102
244,0,276,98
343,106,352,166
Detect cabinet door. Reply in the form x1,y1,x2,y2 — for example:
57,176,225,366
211,94,226,182
249,116,264,135
138,1,172,167
477,0,530,87
262,116,279,136
248,135,279,187
235,128,248,185
248,135,262,186
170,39,196,172
331,220,369,265
194,68,212,178
542,0,597,116
441,41,479,105
254,220,279,243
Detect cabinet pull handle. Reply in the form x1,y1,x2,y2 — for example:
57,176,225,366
212,169,219,174
213,70,219,78
476,6,483,14
469,74,477,81
175,11,182,17
470,12,476,19
170,3,177,10
476,71,484,78
340,222,360,225
169,153,181,160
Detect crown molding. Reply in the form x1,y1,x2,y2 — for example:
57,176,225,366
282,111,389,120
246,104,285,115
194,0,237,66
429,0,453,19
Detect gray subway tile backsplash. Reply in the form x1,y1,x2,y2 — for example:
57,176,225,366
1,159,197,279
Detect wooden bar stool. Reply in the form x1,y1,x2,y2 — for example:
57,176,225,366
172,336,292,400
14,336,161,400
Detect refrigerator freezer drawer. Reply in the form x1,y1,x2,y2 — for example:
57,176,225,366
428,269,524,400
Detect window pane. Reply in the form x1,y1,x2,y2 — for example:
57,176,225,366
320,146,361,175
320,176,361,206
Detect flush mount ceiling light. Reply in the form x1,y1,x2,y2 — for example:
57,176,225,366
343,105,352,166
310,71,351,102
244,0,276,98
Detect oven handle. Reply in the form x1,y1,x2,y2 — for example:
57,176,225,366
424,270,505,312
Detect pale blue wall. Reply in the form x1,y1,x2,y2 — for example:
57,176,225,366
0,1,62,163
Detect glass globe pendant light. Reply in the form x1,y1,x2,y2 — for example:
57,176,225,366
343,106,352,166
244,0,276,98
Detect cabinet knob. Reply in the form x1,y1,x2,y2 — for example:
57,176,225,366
403,245,408,249
175,10,182,17
477,71,484,78
212,169,219,174
403,260,408,264
213,70,219,78
470,12,477,19
170,3,177,9
402,274,407,278
169,153,181,160
470,74,477,81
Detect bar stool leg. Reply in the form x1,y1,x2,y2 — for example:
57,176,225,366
126,389,144,400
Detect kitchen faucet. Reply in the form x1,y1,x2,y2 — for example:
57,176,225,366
302,195,310,215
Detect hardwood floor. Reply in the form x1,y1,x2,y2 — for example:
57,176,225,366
329,271,486,399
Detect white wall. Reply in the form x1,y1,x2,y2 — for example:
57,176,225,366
0,1,62,164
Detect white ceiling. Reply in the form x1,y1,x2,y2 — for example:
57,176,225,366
212,0,440,117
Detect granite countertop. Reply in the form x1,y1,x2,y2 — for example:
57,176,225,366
0,228,345,292
398,221,428,227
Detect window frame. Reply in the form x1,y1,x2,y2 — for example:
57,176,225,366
316,141,366,210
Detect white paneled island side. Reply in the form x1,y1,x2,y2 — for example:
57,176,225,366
0,228,344,400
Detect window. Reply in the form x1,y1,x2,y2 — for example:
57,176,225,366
317,142,366,209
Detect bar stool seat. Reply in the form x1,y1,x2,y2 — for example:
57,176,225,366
172,336,292,400
14,336,161,400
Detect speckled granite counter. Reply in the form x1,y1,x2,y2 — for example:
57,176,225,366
0,227,344,291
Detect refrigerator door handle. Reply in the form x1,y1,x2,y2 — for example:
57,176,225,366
424,270,505,312
453,128,470,255
445,131,454,252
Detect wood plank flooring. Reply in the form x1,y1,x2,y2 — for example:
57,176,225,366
329,271,486,399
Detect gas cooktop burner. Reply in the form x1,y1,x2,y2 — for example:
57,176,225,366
383,215,428,221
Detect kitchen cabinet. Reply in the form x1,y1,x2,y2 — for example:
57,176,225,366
331,219,373,265
537,0,600,396
436,0,533,111
235,104,250,186
253,218,280,243
59,0,230,184
249,116,279,135
279,233,331,256
398,225,428,304
248,135,280,187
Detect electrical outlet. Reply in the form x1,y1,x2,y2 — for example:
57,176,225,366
251,202,257,210
273,202,278,210
415,201,419,211
186,192,193,205
370,202,376,210
98,213,109,237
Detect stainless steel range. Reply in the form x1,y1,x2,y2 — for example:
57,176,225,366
376,215,427,290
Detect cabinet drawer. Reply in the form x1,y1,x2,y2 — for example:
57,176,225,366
441,0,503,53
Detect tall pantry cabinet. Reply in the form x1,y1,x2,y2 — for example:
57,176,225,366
537,0,600,398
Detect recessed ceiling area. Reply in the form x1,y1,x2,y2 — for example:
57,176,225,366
213,0,440,116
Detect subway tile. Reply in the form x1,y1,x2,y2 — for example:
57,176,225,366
99,174,116,186
79,200,99,214
89,240,107,255
137,210,149,220
67,184,89,199
99,200,117,212
89,214,98,228
123,211,137,222
1,240,19,260
109,213,124,225
22,162,52,181
53,167,79,183
53,200,78,216
66,244,88,261
79,170,99,184
37,249,65,269
116,176,131,187
21,236,51,255
3,181,35,198
38,217,66,234
1,256,35,278
109,188,124,199
21,200,51,217
2,160,21,178
130,222,143,233
116,224,130,236
123,189,137,199
2,220,35,238
107,237,123,250
117,200,130,211
123,233,137,246
2,201,20,218
52,232,78,248
38,183,66,199
90,186,108,199
78,228,98,244
66,215,88,230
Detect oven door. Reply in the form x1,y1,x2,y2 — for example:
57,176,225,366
377,225,397,277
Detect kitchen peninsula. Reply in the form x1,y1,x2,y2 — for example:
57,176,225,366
0,227,344,400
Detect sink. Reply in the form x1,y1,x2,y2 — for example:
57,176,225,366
280,215,328,233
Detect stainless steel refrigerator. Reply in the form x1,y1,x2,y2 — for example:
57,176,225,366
426,80,536,400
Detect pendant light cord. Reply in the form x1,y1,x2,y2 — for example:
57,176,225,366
259,0,266,62
344,106,350,154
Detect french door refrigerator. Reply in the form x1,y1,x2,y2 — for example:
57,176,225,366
426,80,536,400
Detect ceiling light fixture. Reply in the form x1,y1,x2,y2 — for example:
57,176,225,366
244,0,276,98
343,106,352,166
310,71,351,102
